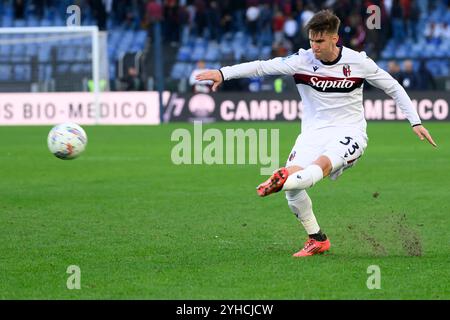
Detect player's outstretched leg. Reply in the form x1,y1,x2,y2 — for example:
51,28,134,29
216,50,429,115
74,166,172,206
256,167,289,197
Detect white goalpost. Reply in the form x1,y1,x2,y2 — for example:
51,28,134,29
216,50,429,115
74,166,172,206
0,26,108,93
0,26,109,123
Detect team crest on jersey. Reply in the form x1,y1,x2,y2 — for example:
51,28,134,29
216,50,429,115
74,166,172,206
343,64,351,77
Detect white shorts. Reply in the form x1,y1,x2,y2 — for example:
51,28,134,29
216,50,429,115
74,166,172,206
285,127,368,180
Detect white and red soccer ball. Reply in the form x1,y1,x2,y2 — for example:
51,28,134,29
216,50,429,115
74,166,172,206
47,122,88,160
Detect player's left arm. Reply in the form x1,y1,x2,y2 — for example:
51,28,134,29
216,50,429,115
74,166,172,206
363,55,437,147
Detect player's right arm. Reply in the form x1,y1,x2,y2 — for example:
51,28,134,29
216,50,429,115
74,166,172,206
195,53,301,92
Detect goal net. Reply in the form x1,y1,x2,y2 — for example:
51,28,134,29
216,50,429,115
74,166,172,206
0,26,108,93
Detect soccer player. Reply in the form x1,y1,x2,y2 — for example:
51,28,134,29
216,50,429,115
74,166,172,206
195,10,436,257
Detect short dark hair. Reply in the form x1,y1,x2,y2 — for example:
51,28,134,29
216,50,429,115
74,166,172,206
305,10,340,36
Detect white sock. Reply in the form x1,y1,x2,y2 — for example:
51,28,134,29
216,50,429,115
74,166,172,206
282,164,323,191
285,190,320,234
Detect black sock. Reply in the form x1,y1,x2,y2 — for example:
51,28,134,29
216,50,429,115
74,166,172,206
309,230,327,241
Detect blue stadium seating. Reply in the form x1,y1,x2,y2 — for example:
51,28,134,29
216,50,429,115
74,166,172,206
0,0,150,83
0,0,448,86
169,1,450,80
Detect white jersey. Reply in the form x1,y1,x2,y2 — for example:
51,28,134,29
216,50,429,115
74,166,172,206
220,46,421,135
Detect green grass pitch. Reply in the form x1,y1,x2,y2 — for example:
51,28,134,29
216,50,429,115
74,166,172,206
0,122,449,299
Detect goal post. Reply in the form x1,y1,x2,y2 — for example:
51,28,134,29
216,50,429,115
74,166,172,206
0,26,109,123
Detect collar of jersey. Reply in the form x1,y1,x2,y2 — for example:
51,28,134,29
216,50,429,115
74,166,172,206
320,46,343,66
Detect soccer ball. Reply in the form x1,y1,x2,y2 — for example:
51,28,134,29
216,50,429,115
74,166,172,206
47,123,88,160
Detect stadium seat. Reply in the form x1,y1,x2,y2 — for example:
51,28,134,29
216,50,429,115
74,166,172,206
2,3,13,18
14,19,26,28
27,17,40,27
10,54,27,63
177,47,191,62
205,42,220,61
135,31,147,46
82,64,91,73
219,35,233,58
108,46,117,60
425,60,439,75
109,64,116,78
79,47,90,62
0,45,11,56
377,61,388,71
12,44,26,56
208,62,221,70
57,64,70,73
123,31,134,42
232,36,246,61
191,46,206,62
410,44,422,58
437,60,449,76
434,43,447,58
71,64,83,73
130,45,142,53
186,63,195,76
14,65,31,81
82,17,96,26
53,17,64,26
170,62,187,79
194,37,207,49
260,46,272,60
244,44,259,60
439,42,450,57
233,31,246,45
41,65,52,80
25,44,39,56
38,47,51,62
394,45,407,59
0,65,11,80
1,17,13,27
380,47,394,59
40,19,52,27
423,45,438,58
445,10,450,24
